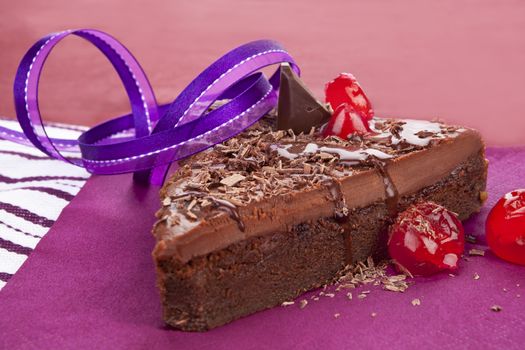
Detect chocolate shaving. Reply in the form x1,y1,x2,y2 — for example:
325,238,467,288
416,131,435,138
389,124,403,139
220,174,246,187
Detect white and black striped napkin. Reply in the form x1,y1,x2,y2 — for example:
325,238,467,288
0,119,90,290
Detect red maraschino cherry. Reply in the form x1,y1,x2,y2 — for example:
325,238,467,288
486,189,525,265
388,201,465,276
322,103,371,139
325,73,374,121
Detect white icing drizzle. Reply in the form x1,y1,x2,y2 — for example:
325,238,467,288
370,118,462,147
271,117,464,163
271,142,392,162
318,146,392,161
340,161,360,167
368,118,384,134
270,144,298,160
393,119,441,146
303,143,319,154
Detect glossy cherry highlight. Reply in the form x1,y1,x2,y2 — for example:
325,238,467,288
486,189,525,265
325,73,374,121
322,104,371,139
388,201,465,276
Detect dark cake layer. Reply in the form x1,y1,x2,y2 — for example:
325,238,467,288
155,150,487,331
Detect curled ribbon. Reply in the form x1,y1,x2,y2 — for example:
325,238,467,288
4,29,299,185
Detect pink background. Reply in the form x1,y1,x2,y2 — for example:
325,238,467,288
1,0,524,146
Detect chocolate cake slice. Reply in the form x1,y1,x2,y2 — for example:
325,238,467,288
152,111,487,331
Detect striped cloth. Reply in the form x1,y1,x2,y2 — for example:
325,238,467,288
0,118,90,290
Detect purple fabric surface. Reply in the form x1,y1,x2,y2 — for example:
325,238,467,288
0,147,524,349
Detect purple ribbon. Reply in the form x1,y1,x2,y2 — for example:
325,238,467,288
4,29,299,185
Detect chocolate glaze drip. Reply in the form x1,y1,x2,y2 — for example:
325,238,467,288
172,192,245,232
209,197,245,232
371,159,400,217
322,177,353,263
323,178,349,223
319,158,399,262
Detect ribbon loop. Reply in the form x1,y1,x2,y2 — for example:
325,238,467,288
6,29,298,185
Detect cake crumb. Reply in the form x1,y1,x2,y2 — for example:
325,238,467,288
383,283,408,292
387,275,407,282
491,305,502,312
281,301,295,307
334,313,341,319
324,293,335,298
299,299,308,309
449,273,456,278
358,293,367,299
503,288,508,293
339,283,355,289
473,273,480,280
346,292,353,300
383,274,408,293
393,262,414,278
480,191,488,203
411,298,421,306
371,312,377,317
337,258,409,294
469,248,485,256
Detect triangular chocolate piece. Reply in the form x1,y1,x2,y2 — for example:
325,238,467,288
277,64,331,133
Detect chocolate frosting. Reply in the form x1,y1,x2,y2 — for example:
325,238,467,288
277,64,331,133
153,116,484,263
